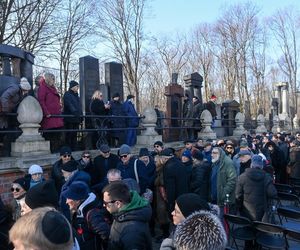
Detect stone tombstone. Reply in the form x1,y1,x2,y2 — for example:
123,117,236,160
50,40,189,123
256,114,267,134
79,56,100,115
105,62,124,101
11,96,50,157
233,112,247,137
137,107,162,146
0,44,34,95
164,74,184,142
221,100,240,136
183,72,203,104
296,91,300,120
272,115,280,134
198,110,216,140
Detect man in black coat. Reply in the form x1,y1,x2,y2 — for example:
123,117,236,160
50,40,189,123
161,148,189,214
63,80,83,150
192,96,203,140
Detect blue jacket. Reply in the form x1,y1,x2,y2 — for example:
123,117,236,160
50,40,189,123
60,170,91,221
117,157,148,193
123,100,139,128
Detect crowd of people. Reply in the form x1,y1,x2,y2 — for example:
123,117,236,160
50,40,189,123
0,129,299,249
0,74,141,156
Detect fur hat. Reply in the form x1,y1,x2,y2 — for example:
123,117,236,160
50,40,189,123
69,80,79,89
25,180,58,209
20,77,31,91
176,193,210,218
28,164,43,175
174,211,227,250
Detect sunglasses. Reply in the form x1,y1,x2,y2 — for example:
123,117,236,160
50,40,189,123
226,146,233,149
102,151,110,154
120,154,128,158
103,200,119,206
11,187,21,192
82,155,90,158
62,154,71,158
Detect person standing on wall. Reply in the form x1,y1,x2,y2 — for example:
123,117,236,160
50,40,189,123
63,80,83,151
123,94,139,146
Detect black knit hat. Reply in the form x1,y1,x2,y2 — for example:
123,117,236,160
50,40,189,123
193,150,204,161
139,148,149,157
112,93,120,98
13,177,30,191
25,180,59,209
176,193,210,218
69,80,79,89
154,141,163,147
42,210,71,244
60,146,72,156
63,181,89,201
61,160,78,172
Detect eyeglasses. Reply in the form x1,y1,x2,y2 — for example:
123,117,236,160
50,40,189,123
82,155,90,158
11,187,21,192
103,200,119,207
62,154,71,158
120,154,128,158
102,151,110,154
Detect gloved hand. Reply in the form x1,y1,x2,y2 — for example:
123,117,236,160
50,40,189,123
160,238,174,250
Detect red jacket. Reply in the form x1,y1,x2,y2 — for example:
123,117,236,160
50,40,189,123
37,80,63,129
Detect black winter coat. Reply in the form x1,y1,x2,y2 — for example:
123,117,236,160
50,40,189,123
190,160,211,201
163,157,189,213
236,168,277,221
192,100,203,127
63,89,83,123
72,193,110,250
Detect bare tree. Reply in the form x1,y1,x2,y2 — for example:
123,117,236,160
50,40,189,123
96,0,147,112
268,7,299,109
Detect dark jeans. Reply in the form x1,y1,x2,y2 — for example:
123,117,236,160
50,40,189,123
64,122,79,150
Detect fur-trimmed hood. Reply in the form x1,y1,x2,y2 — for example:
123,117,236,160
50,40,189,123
174,210,227,250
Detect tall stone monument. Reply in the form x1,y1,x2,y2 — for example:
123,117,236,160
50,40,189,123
105,62,124,101
164,73,184,142
183,72,203,103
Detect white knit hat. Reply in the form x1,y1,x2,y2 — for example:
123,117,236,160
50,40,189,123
28,164,43,175
20,77,31,90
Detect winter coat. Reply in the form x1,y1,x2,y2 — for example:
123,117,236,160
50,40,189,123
192,100,203,127
60,170,91,221
205,100,217,118
108,191,152,250
117,157,149,194
63,89,83,124
173,211,227,250
236,167,277,221
123,100,139,128
37,81,64,129
190,160,211,201
72,193,110,250
109,99,126,126
266,141,286,182
211,149,237,205
0,84,23,128
182,99,193,127
288,147,300,179
163,157,189,213
93,153,120,182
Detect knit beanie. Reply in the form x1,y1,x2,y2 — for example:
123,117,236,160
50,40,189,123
13,177,30,191
139,148,149,157
69,80,79,89
25,180,58,209
28,164,43,175
20,77,31,91
61,160,78,172
154,141,163,147
60,146,72,156
63,181,89,201
251,155,263,169
42,210,72,244
182,150,192,160
119,144,131,155
176,193,210,218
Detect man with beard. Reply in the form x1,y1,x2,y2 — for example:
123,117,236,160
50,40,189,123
210,147,236,212
266,141,286,183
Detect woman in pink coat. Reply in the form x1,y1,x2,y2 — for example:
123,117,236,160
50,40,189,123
37,73,64,152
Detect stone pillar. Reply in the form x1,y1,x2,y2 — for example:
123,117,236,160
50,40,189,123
2,57,11,76
183,72,203,104
11,96,50,157
275,84,282,114
255,114,267,135
198,110,216,140
281,82,289,115
137,108,162,146
233,112,247,137
296,91,300,121
105,62,124,101
293,115,299,130
271,115,280,134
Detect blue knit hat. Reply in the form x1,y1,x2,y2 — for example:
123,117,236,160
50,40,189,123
182,150,192,160
63,181,89,201
251,155,263,169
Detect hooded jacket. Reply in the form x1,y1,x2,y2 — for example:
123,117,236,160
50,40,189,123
174,211,227,250
236,167,277,221
108,191,152,250
210,148,237,205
